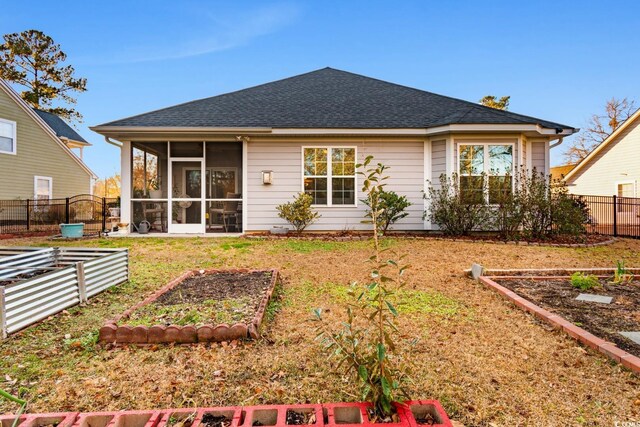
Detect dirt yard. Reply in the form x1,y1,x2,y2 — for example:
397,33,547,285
0,236,639,426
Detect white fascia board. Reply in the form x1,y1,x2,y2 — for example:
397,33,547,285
90,126,273,134
92,124,576,137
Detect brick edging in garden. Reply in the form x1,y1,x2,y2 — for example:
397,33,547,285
0,401,453,427
99,268,279,345
478,275,640,374
245,233,616,248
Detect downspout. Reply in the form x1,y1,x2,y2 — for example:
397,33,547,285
549,137,563,149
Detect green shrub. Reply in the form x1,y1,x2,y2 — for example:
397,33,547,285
363,189,411,234
518,169,553,240
424,173,492,236
276,192,321,235
611,260,633,284
314,156,409,420
550,181,589,237
490,171,523,240
570,272,600,290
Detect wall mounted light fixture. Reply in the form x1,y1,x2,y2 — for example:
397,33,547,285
262,170,273,185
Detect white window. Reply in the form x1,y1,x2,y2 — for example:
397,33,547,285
34,176,53,202
617,182,635,213
0,118,17,155
303,147,356,206
459,143,514,204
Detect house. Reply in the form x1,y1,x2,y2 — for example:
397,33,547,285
91,68,576,234
550,164,576,182
0,79,96,200
564,108,640,198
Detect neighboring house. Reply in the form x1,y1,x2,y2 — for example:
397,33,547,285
91,67,576,234
564,107,640,198
550,164,576,182
0,79,96,200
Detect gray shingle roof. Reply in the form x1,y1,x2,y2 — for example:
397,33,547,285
34,109,88,143
97,68,574,130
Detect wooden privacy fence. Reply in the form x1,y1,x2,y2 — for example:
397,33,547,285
0,247,129,338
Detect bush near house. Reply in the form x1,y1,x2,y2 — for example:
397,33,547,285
425,170,589,239
276,193,321,235
362,189,412,234
424,173,493,236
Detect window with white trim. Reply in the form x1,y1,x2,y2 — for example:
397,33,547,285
303,147,356,205
0,118,16,154
459,144,513,204
34,176,52,207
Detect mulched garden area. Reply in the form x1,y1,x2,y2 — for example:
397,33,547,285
248,231,612,246
498,277,640,356
128,271,274,326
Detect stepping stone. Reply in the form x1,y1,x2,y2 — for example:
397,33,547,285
619,332,640,345
575,293,613,304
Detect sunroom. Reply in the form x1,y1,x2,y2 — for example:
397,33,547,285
129,140,243,234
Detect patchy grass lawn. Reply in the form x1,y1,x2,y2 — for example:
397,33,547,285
0,236,639,426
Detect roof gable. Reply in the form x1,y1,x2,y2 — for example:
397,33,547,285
0,79,96,178
564,107,640,182
33,109,88,144
96,68,575,131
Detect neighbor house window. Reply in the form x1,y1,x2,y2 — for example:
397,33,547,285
303,147,356,205
459,144,513,204
617,182,635,212
0,118,16,155
34,176,52,208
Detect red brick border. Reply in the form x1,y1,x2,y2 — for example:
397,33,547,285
99,268,279,345
0,402,452,427
245,233,616,248
478,275,640,374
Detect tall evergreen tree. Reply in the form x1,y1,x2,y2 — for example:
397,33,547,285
0,30,87,123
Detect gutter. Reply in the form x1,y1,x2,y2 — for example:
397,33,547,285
104,136,123,148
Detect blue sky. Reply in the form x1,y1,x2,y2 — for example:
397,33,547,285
2,0,639,178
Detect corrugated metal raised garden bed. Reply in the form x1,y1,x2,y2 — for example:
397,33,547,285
0,247,129,339
99,268,279,345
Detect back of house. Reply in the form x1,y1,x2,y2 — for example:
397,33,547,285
0,79,95,201
92,67,576,234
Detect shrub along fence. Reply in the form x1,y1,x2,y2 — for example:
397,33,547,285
0,194,119,236
576,194,640,238
0,247,129,338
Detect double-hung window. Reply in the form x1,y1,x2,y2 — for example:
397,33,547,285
0,118,16,155
303,147,356,206
459,143,513,204
34,176,53,210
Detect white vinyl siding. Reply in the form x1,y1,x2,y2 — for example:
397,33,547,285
0,88,92,199
430,139,446,190
530,140,546,173
567,118,640,196
246,140,425,231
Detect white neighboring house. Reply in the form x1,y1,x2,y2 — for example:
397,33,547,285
564,108,640,198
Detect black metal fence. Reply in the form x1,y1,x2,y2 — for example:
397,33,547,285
0,194,119,236
576,194,640,238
